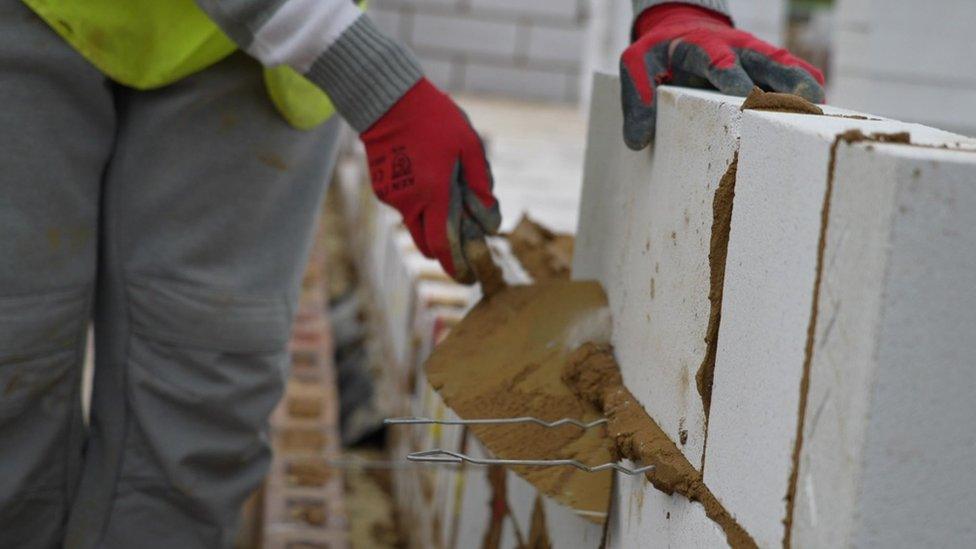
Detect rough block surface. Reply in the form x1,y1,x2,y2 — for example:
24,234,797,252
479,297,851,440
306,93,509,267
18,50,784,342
574,74,742,545
794,142,976,548
705,111,973,548
576,72,976,548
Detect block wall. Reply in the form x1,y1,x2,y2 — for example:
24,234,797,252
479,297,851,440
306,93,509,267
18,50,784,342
832,0,976,136
793,139,976,548
368,0,589,102
572,73,976,547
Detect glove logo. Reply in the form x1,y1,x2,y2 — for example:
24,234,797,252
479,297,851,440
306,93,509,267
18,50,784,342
369,154,389,199
360,78,501,283
391,146,414,191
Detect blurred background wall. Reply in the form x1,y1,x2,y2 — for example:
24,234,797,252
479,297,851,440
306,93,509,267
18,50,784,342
369,0,590,102
831,0,976,136
369,0,976,137
367,0,789,105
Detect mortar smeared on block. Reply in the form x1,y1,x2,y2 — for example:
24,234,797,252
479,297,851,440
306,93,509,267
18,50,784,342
424,239,616,520
564,343,758,549
425,239,761,544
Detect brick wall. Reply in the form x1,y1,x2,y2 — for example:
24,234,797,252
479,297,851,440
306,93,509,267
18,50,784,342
368,0,589,102
262,208,349,548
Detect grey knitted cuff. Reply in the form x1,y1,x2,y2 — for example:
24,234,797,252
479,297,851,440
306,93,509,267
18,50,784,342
632,0,731,20
304,15,424,132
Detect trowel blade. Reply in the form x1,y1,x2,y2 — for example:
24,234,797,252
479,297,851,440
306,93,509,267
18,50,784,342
425,280,614,521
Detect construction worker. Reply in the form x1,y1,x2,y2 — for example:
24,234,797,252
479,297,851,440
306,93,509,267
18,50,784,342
0,0,823,547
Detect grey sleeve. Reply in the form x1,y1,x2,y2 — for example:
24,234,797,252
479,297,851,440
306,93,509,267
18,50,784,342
304,16,423,132
195,0,423,132
632,0,731,19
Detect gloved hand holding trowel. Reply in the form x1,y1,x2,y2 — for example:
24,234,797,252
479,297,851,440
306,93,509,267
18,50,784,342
361,79,502,284
367,1,825,288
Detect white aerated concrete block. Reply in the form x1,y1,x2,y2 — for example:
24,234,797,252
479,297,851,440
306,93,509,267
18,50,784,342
505,473,538,542
453,441,496,546
574,74,743,545
575,75,742,466
576,72,976,548
541,493,605,548
449,437,604,547
613,86,740,466
611,470,726,548
701,112,844,548
572,74,641,291
793,143,976,548
703,111,975,547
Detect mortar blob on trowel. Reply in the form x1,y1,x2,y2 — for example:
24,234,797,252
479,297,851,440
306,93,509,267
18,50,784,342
424,238,616,521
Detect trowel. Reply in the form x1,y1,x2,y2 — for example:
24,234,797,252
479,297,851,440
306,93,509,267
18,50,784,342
422,239,616,521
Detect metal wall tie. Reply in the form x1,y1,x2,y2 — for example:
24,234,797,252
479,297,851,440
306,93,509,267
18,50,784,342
387,416,652,475
406,449,655,476
384,416,609,429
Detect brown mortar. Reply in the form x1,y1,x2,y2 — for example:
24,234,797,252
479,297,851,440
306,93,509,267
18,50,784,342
287,395,323,419
288,500,327,526
286,460,333,488
564,343,758,549
482,465,509,549
425,281,614,520
279,429,326,453
825,114,882,121
696,154,739,428
507,215,575,281
741,87,824,115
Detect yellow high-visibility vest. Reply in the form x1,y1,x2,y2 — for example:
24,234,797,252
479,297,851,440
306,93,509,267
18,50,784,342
23,0,340,130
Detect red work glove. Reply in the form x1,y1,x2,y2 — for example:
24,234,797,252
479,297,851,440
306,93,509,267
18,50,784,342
361,78,501,283
621,3,826,150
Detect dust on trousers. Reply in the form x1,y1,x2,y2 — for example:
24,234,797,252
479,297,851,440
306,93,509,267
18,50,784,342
0,3,341,547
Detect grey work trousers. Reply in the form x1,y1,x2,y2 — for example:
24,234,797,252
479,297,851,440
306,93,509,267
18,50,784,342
0,3,342,547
